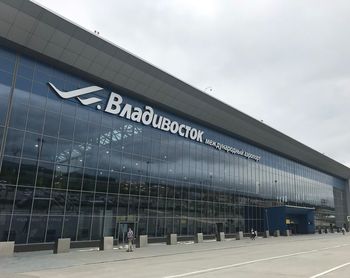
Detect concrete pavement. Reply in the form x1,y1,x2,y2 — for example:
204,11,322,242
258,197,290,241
1,233,350,277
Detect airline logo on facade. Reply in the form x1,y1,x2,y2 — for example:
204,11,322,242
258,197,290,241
48,83,261,161
48,82,104,107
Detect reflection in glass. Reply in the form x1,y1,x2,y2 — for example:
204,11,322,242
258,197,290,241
0,45,345,246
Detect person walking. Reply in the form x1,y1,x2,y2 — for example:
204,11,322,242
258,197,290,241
250,228,256,240
127,227,134,252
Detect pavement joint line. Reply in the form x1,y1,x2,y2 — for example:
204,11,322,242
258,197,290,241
309,262,350,278
162,243,350,278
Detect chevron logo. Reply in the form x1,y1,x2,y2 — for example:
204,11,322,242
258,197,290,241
48,82,104,108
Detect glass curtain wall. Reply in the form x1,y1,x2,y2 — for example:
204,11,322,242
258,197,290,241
0,45,346,244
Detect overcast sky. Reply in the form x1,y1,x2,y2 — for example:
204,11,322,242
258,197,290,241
35,0,350,167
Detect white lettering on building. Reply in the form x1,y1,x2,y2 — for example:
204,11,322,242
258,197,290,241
204,139,261,162
105,92,204,143
48,82,261,161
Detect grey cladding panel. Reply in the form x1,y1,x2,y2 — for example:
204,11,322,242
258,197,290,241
125,78,139,91
131,69,147,83
60,49,78,65
94,52,111,67
135,83,148,94
74,55,91,69
20,1,42,18
40,10,60,29
100,68,116,81
119,63,134,76
14,12,36,32
26,33,47,52
1,0,24,9
107,57,123,72
81,44,98,60
43,42,64,59
113,73,128,86
88,62,104,76
50,30,71,48
0,2,18,24
66,37,85,54
0,19,11,37
34,21,55,40
7,25,29,45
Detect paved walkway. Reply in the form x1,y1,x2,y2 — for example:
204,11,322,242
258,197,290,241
1,233,350,277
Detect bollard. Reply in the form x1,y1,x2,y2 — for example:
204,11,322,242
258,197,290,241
263,230,270,238
194,233,203,243
54,238,71,254
274,230,280,237
99,236,114,251
236,231,244,240
136,235,148,248
217,232,225,241
0,241,14,257
167,234,177,245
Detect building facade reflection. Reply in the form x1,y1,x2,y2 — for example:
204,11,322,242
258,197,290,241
0,45,346,246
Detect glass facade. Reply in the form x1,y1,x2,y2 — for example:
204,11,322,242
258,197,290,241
0,45,347,245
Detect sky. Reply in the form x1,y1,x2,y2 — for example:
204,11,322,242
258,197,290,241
35,0,350,167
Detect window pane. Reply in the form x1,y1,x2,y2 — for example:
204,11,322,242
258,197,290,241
9,103,28,129
4,128,24,157
18,159,37,187
52,164,68,190
32,188,50,214
26,107,45,133
68,167,83,191
28,216,47,243
50,190,66,215
46,216,63,242
62,216,78,240
11,215,30,244
13,186,33,214
0,156,20,185
22,132,42,160
0,214,12,241
77,216,91,241
36,162,54,188
0,185,16,213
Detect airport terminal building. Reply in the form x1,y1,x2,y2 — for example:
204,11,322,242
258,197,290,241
0,1,350,249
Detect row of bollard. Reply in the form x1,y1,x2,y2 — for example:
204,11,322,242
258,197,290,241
0,229,296,256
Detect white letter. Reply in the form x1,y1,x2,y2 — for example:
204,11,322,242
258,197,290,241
189,128,197,140
197,130,204,142
152,114,163,128
179,124,186,136
105,92,122,114
119,103,132,119
184,125,191,138
170,121,179,134
141,106,154,125
161,117,171,131
131,107,142,122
